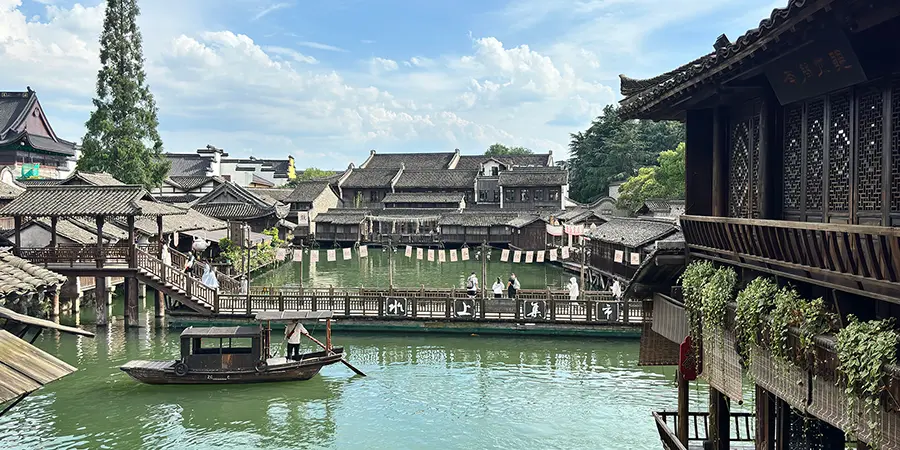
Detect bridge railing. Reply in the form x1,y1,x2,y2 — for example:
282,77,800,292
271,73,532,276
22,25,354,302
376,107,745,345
136,248,217,308
18,244,132,266
216,287,642,324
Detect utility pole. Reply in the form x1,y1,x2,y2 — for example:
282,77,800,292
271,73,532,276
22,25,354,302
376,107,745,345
388,237,394,289
579,236,586,301
298,241,304,289
481,240,487,299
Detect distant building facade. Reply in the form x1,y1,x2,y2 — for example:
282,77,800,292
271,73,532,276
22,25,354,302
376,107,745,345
0,88,79,180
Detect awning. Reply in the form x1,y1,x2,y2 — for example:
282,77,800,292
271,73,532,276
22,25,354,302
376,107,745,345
180,228,272,246
0,329,76,404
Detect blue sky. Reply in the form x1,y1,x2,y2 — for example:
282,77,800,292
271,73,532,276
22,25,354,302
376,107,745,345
0,0,785,169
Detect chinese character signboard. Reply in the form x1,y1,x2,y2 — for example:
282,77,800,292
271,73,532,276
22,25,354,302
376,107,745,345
765,31,866,105
297,211,310,227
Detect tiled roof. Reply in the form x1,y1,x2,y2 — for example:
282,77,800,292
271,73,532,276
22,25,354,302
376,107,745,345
250,174,275,187
341,168,399,189
21,133,77,156
192,203,273,220
156,194,199,204
382,192,465,204
437,212,521,227
0,92,34,135
364,152,455,169
315,209,370,224
394,170,477,189
0,181,24,200
67,217,129,240
454,154,552,170
168,176,224,190
642,199,684,213
0,252,65,298
193,182,287,220
618,0,822,118
165,153,210,177
247,188,293,203
222,158,292,175
0,185,183,217
507,215,545,228
16,179,61,186
128,208,227,236
285,182,331,203
368,208,452,221
60,171,124,186
26,218,104,245
498,168,567,187
586,217,678,248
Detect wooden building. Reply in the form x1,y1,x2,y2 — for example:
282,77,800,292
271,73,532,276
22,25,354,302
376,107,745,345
283,181,340,239
382,192,465,210
0,88,78,180
437,213,520,245
192,182,292,235
507,216,549,251
498,167,567,210
337,167,401,207
618,0,900,448
314,209,369,244
585,218,679,286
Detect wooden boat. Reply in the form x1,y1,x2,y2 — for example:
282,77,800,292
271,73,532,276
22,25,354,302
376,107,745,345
120,311,349,385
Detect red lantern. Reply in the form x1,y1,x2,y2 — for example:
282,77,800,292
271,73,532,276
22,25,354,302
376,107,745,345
679,335,699,381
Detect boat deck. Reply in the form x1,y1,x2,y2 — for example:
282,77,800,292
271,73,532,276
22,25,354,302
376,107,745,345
121,360,174,370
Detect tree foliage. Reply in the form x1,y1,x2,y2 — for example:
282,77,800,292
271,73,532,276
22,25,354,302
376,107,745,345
485,143,533,157
567,105,683,203
616,142,685,211
77,0,169,188
284,167,337,187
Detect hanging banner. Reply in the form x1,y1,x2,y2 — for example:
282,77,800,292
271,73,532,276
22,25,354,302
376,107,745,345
614,250,624,263
500,249,510,262
549,248,558,261
438,250,446,263
525,251,534,263
513,251,522,263
461,248,470,261
630,252,641,265
358,245,369,258
292,249,302,261
536,250,545,263
275,248,287,261
450,249,458,262
327,249,336,262
173,231,179,246
343,248,352,260
545,224,564,236
297,211,309,227
405,246,413,258
416,248,424,260
310,250,319,263
561,247,570,259
427,249,435,261
565,224,585,236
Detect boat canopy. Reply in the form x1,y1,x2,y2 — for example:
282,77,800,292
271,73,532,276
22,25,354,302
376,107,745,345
254,311,334,321
180,326,260,338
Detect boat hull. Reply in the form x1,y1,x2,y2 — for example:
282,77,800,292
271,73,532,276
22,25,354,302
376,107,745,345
120,348,345,385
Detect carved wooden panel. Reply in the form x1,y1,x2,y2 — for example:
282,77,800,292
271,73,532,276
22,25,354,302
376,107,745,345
806,99,825,212
783,104,803,211
751,115,761,219
827,91,852,213
856,87,884,212
892,78,900,213
729,121,752,218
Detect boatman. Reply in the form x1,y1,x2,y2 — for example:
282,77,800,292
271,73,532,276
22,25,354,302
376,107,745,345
285,319,307,360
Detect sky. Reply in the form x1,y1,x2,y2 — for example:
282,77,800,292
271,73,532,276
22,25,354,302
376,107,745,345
0,0,786,169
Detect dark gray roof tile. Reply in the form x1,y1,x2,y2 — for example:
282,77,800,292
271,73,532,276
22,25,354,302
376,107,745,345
364,152,455,169
586,217,677,248
394,170,477,189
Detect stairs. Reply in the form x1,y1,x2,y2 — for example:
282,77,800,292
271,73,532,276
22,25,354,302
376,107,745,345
135,248,217,315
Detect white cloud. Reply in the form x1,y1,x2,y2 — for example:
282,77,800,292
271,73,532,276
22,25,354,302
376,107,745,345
296,41,347,52
264,45,317,64
369,57,398,74
254,2,291,21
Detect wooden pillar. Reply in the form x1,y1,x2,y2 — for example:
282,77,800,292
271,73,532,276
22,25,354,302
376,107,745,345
677,370,689,446
708,386,730,450
759,96,782,220
13,216,21,254
157,215,164,257
775,397,790,450
95,216,105,268
685,109,715,216
50,216,58,248
95,276,108,326
124,277,139,328
755,385,776,450
712,107,729,217
138,283,147,309
127,215,136,267
153,287,165,318
51,289,60,318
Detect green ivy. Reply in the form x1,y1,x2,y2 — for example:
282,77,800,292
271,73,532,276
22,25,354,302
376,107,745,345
734,277,779,369
836,315,899,449
699,266,737,329
680,261,717,347
768,287,833,364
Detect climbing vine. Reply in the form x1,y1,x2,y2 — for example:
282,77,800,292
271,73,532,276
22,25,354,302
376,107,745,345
680,261,717,346
734,277,779,368
699,266,737,329
836,315,899,449
768,286,833,365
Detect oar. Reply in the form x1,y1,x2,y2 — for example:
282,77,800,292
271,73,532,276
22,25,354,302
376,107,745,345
303,332,367,377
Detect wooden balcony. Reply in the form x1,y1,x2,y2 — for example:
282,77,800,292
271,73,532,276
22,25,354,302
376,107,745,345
17,245,133,269
681,215,900,303
653,411,755,450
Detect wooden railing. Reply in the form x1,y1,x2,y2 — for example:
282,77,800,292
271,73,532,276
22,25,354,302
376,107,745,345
654,411,755,446
165,247,242,294
681,215,900,298
18,245,132,266
371,233,439,245
215,286,643,323
135,248,217,309
652,412,688,450
77,276,125,292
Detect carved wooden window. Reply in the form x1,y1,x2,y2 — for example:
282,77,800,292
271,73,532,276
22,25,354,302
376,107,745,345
806,99,825,212
856,87,884,212
729,120,756,218
827,91,852,213
892,78,900,213
783,104,803,211
751,115,762,219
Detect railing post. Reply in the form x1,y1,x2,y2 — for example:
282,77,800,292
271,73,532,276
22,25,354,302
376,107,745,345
411,296,418,318
278,292,284,311
245,291,252,316
515,298,520,320
213,292,219,314
445,297,451,318
547,289,555,321
377,294,384,317
312,291,318,311
479,296,485,320
344,293,351,317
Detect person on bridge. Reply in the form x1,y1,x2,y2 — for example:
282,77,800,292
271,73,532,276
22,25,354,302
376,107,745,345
466,272,478,297
507,273,520,299
567,277,580,302
285,319,307,360
492,277,504,298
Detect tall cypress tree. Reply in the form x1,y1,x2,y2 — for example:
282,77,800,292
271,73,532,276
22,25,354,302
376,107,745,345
78,0,169,188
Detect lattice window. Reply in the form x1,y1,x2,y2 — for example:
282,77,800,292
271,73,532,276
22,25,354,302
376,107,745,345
892,77,900,212
729,121,752,218
828,91,852,212
751,115,762,219
783,105,803,210
856,87,884,212
806,99,825,211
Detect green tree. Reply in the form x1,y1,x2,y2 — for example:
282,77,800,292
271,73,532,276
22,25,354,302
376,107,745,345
485,143,533,157
284,167,337,187
616,142,686,211
77,0,169,188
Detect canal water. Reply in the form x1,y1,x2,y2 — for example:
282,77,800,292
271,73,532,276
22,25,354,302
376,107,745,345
0,315,717,450
252,251,576,290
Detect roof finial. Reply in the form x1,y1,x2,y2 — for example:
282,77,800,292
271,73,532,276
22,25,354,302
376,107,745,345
370,149,376,155
26,86,33,93
713,34,730,52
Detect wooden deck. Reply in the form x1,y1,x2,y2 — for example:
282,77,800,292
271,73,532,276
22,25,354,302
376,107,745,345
120,360,174,371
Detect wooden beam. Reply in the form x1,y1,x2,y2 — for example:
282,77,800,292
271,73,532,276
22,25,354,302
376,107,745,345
95,276,108,327
49,216,58,248
712,107,729,217
127,215,136,268
95,216,104,269
677,370,689,446
709,386,730,450
685,109,715,216
124,277,138,328
13,216,21,255
157,215,164,258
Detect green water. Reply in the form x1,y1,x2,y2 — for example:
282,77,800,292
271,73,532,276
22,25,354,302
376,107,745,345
0,315,711,450
252,251,575,290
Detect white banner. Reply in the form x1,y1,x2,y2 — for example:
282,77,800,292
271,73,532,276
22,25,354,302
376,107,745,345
427,249,435,261
416,248,424,260
450,249,458,262
292,249,302,261
327,249,336,262
310,250,319,263
297,211,309,227
358,245,368,258
536,250,545,263
565,224,585,236
513,251,522,263
525,251,534,263
405,246,413,258
500,249,510,262
548,248,558,261
614,250,624,263
275,248,286,261
561,247,570,259
438,250,446,263
630,252,641,265
546,224,564,236
461,248,470,261
342,248,352,260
